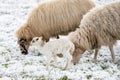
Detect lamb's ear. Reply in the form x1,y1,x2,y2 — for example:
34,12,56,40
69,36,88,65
40,36,46,42
41,35,49,42
39,36,43,40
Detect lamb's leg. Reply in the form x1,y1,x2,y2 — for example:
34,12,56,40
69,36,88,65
53,53,57,65
63,51,72,69
46,56,51,70
46,60,50,70
109,45,115,63
64,58,69,69
94,48,99,62
67,58,72,69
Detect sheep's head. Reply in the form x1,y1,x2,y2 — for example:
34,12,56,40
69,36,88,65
30,37,45,47
17,37,32,55
71,47,85,65
16,23,32,55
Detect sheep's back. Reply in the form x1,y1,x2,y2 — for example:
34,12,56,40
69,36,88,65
27,0,95,39
81,2,120,41
69,2,120,50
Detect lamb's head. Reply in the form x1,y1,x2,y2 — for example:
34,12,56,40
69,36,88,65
71,47,85,65
31,37,45,47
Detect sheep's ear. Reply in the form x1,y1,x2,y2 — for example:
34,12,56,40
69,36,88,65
18,38,26,44
29,37,32,41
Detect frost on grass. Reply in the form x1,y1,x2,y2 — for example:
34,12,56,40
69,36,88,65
0,0,120,80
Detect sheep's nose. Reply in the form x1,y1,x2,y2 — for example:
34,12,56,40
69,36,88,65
71,60,76,65
74,63,76,65
22,51,28,55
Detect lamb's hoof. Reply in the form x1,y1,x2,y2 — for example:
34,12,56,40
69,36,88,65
57,53,63,58
38,52,42,56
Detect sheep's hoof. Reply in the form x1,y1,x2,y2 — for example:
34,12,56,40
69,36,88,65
112,59,115,63
93,59,97,63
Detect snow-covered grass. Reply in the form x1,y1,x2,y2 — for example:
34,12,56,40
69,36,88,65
0,0,120,80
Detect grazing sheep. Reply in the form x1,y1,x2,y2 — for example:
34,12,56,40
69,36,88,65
30,37,75,69
69,1,120,65
16,0,95,55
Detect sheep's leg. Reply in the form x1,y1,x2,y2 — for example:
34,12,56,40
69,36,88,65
109,45,115,63
56,35,59,39
46,39,49,42
42,35,49,42
94,48,99,62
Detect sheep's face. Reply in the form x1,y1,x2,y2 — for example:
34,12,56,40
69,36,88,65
31,37,45,47
71,48,85,65
18,37,32,55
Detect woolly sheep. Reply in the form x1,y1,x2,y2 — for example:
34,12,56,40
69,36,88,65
30,37,75,69
69,1,120,65
16,0,95,55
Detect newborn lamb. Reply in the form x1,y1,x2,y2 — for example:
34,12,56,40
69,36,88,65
30,37,75,69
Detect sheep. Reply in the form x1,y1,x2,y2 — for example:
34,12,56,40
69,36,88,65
68,1,120,65
30,37,75,69
16,0,95,55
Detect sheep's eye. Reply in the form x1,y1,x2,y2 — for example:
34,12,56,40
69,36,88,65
19,38,26,43
72,54,75,56
36,38,39,41
32,40,35,43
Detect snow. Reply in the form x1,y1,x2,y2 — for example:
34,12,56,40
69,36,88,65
0,0,120,80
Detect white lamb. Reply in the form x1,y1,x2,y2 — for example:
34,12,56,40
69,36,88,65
30,37,75,69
